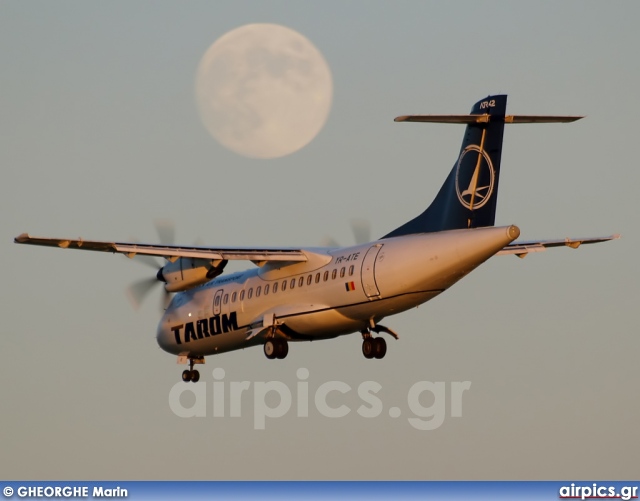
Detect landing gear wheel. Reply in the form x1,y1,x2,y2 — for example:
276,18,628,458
362,338,375,359
275,339,289,359
265,338,289,359
373,337,387,359
182,369,200,382
264,340,277,359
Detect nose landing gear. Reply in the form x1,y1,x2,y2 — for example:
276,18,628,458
179,355,204,383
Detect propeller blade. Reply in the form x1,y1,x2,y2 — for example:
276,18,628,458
321,219,372,247
155,219,175,246
126,277,159,310
350,219,371,245
162,289,172,311
134,254,162,269
320,236,341,248
126,220,178,311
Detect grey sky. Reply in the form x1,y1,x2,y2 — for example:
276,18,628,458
1,1,638,479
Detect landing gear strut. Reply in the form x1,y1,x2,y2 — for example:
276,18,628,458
181,357,202,383
264,338,289,359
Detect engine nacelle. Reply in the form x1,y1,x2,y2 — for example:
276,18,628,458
157,258,227,292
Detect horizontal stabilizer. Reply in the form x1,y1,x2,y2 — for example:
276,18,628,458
498,234,620,258
394,114,583,124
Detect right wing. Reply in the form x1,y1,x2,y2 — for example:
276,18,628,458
497,234,620,258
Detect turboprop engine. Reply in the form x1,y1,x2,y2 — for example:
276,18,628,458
157,258,227,292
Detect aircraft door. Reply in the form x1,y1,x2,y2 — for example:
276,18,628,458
213,289,223,316
361,244,382,299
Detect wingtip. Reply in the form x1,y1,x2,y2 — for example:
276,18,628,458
14,233,30,243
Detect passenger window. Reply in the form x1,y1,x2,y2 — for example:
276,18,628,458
232,292,237,303
315,273,320,284
307,275,312,286
332,269,337,280
349,265,354,276
340,267,345,278
323,271,329,282
248,288,253,299
282,280,287,291
299,277,304,287
223,294,229,305
240,290,245,301
273,282,278,293
256,286,261,297
264,284,270,295
290,278,296,289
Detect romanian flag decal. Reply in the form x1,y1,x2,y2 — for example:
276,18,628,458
345,281,356,292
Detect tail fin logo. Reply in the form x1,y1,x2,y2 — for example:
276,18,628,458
455,145,495,210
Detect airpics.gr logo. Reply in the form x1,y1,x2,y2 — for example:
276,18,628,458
455,144,495,210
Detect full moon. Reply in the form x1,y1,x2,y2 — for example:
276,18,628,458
195,24,333,159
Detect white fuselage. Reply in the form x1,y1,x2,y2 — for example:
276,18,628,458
156,225,520,357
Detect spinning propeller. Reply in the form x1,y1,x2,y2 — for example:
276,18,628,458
126,220,175,310
322,218,372,247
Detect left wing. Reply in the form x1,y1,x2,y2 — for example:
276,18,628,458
14,233,308,263
497,234,620,258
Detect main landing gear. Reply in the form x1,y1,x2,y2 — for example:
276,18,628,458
181,356,204,383
362,336,386,359
264,338,289,359
361,322,399,359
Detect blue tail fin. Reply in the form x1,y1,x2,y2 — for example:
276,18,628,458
383,95,508,238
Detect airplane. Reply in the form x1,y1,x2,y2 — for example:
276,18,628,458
14,95,619,383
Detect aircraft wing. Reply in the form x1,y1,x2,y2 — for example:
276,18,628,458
13,233,308,263
497,234,620,258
